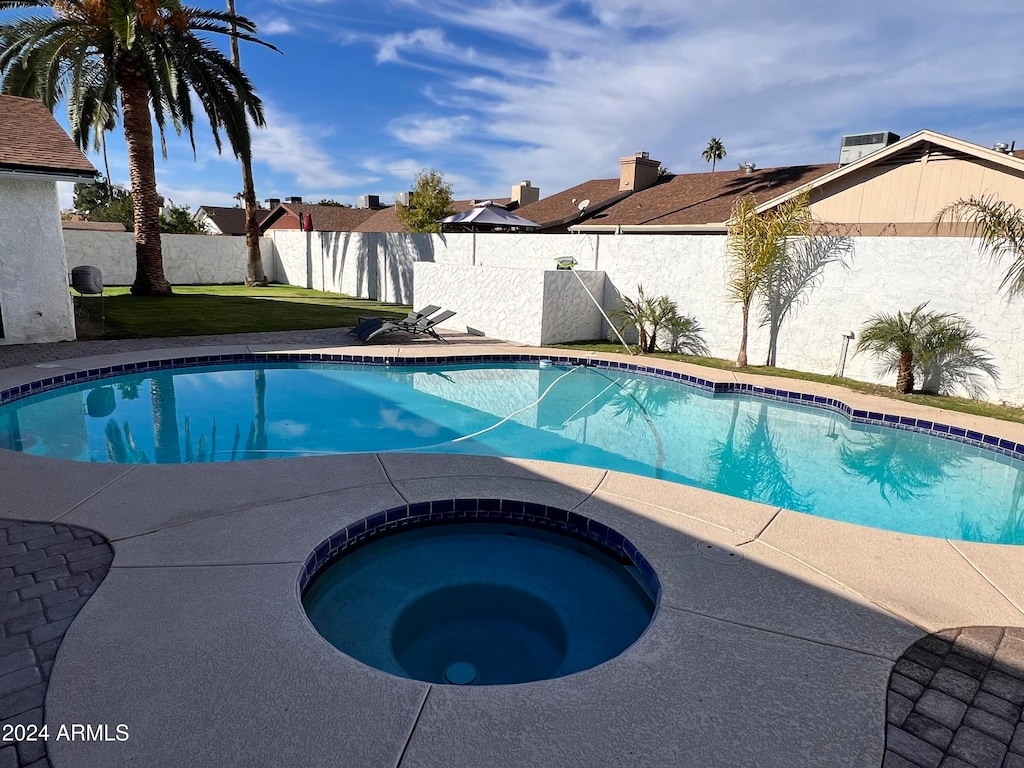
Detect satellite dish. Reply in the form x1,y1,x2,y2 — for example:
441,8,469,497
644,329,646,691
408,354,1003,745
578,199,591,211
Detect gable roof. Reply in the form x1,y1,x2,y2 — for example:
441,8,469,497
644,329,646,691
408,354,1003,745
0,95,96,181
580,164,836,229
196,205,271,236
514,179,626,231
351,198,513,233
259,202,380,232
753,129,1024,214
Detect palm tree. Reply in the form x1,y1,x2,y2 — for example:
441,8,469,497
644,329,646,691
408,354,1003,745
936,195,1024,298
726,191,812,367
0,1,275,296
607,286,709,355
851,303,987,393
227,0,267,287
702,137,726,172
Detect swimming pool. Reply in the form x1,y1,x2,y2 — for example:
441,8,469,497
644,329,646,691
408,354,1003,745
1,356,1021,544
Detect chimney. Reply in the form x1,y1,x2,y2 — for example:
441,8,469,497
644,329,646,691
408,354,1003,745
619,151,660,192
265,198,281,208
511,180,540,206
285,196,302,204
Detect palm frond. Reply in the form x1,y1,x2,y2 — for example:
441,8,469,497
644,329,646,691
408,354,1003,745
936,195,1024,298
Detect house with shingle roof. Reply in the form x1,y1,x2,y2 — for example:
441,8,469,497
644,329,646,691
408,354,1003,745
352,198,514,233
195,205,272,236
259,200,380,233
0,95,97,344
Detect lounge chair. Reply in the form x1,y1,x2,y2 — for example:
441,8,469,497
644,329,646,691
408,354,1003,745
359,309,457,344
347,305,441,338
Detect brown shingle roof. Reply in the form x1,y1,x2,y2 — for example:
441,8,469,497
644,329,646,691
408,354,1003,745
261,203,380,232
197,205,272,236
0,95,96,179
589,164,837,226
351,198,513,233
514,180,626,230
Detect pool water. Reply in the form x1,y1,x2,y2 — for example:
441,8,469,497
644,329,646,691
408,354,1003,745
1,361,1022,544
302,522,657,684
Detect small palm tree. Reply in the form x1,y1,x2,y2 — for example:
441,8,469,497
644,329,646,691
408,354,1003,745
0,1,276,295
855,304,998,396
608,286,708,355
936,195,1024,297
702,137,726,172
726,191,812,367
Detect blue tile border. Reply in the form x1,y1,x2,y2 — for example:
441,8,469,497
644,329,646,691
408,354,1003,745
2,351,1023,465
297,500,662,602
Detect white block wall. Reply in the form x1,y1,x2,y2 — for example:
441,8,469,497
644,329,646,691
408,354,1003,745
414,263,605,346
63,231,276,285
0,178,75,344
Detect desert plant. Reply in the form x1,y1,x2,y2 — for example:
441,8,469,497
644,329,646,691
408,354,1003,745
607,286,708,355
855,304,998,396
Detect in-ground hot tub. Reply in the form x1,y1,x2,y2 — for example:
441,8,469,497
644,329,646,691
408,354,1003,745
300,501,659,685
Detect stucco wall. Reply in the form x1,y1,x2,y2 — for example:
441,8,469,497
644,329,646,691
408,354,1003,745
414,263,605,346
63,231,276,285
0,178,75,344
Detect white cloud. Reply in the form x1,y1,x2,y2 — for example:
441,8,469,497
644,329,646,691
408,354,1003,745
257,16,295,35
250,104,368,189
370,0,1024,196
388,115,474,148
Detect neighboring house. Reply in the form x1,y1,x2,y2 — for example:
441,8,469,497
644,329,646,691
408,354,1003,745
0,95,96,345
259,200,380,233
748,129,1024,236
194,205,271,236
352,197,514,234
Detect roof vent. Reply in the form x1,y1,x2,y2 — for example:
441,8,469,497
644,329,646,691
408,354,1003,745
993,142,1011,154
838,132,900,165
742,162,757,174
285,196,302,204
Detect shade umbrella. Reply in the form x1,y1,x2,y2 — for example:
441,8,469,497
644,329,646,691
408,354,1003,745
439,201,541,230
439,202,541,266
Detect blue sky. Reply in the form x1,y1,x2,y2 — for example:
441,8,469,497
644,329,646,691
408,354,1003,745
51,0,1024,211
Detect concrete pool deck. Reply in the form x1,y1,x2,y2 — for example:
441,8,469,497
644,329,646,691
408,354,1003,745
1,331,1023,767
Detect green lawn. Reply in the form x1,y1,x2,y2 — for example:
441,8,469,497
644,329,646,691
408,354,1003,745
553,341,1024,425
73,284,411,339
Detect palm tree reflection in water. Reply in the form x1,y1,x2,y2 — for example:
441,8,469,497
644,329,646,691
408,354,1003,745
838,431,965,505
705,400,811,512
102,369,269,464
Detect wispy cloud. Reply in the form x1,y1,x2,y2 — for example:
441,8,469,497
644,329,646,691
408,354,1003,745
256,16,295,36
388,115,474,148
250,104,367,189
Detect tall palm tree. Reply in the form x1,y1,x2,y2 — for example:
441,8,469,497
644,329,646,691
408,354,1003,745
726,191,812,367
936,195,1024,298
227,0,267,286
702,137,726,172
0,1,275,296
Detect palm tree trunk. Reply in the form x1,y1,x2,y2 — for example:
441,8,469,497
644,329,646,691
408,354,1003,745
712,158,716,173
151,375,181,463
896,351,915,394
227,0,268,287
117,65,172,296
737,302,750,367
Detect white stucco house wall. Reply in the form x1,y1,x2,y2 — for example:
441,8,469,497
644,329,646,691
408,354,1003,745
0,95,97,345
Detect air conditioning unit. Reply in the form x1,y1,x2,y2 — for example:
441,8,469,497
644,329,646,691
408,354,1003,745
357,194,380,209
838,132,900,165
395,191,411,207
